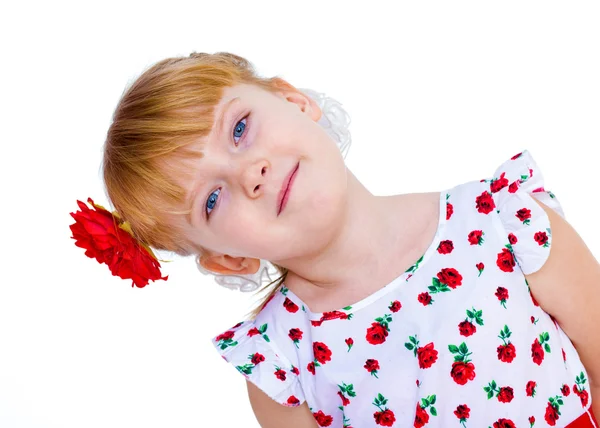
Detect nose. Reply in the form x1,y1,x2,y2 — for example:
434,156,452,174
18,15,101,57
241,159,269,198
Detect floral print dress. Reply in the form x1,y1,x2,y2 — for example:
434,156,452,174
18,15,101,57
211,150,594,428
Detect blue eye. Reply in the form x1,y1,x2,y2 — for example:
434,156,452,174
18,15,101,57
233,116,247,146
206,188,220,218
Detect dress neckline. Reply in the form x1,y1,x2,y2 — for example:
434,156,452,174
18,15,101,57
282,188,449,320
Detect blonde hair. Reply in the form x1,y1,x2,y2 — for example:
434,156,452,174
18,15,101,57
102,51,289,319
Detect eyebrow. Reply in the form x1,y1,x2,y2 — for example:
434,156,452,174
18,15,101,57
186,96,241,225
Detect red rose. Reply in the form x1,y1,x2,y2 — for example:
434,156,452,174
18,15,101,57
345,337,354,346
526,380,537,397
562,349,566,361
231,322,243,329
418,292,432,306
497,343,516,363
313,342,332,364
454,404,470,419
496,248,516,272
451,361,476,385
495,286,509,301
274,369,286,381
307,362,315,375
516,207,532,222
493,418,516,428
508,233,518,244
337,391,350,406
374,409,396,427
216,330,234,341
447,202,454,220
459,320,476,337
414,404,430,428
70,198,168,288
497,386,514,403
531,338,545,365
476,262,484,271
476,191,496,214
437,267,463,288
287,395,300,406
366,322,388,345
580,389,589,407
491,173,509,193
291,366,299,375
561,384,570,396
313,410,333,427
417,343,438,369
283,297,299,313
364,358,380,371
389,300,402,312
250,353,265,365
534,231,549,246
437,240,454,254
247,327,260,337
508,181,520,193
468,230,484,245
529,416,535,425
545,402,559,426
289,328,303,341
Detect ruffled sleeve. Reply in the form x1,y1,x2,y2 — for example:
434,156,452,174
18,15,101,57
490,150,565,275
211,319,305,407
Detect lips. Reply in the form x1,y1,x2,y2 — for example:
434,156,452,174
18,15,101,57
277,162,299,216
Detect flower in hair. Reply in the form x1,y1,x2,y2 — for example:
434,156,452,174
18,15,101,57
69,198,168,288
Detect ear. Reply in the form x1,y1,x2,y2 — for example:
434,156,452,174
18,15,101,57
199,253,261,275
272,77,322,122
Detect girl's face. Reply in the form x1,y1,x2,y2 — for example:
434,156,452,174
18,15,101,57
179,81,349,265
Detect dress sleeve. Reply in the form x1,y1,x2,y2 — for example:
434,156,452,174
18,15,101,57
211,319,305,407
490,149,566,275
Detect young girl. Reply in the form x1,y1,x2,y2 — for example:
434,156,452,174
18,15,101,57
72,52,599,427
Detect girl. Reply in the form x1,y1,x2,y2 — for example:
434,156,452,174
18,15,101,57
72,52,599,427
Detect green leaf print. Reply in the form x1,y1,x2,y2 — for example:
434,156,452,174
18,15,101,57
459,343,469,355
342,306,353,310
259,323,268,333
448,344,460,354
406,254,424,273
428,277,450,294
236,364,254,375
430,407,438,416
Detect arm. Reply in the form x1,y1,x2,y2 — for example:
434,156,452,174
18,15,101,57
526,199,600,415
247,381,318,428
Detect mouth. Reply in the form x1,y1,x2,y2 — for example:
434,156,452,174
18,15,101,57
277,162,299,216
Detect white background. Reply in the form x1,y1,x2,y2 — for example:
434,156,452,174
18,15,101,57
1,1,599,427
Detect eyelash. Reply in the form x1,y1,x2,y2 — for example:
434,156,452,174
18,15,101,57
205,113,250,220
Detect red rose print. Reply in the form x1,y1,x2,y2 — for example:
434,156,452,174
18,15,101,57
313,410,333,427
476,262,484,276
531,338,545,365
367,313,393,345
526,380,537,397
417,343,439,369
446,202,454,220
283,297,299,313
389,300,402,312
497,343,516,363
437,240,454,254
291,366,299,375
337,391,350,406
287,395,300,406
511,152,523,160
495,287,509,308
562,348,566,361
496,248,516,273
493,419,516,428
345,337,354,352
508,181,520,193
516,207,532,224
459,321,476,337
247,327,261,337
274,368,287,381
476,190,496,214
365,359,380,378
250,353,265,365
534,231,549,247
451,361,476,385
454,404,470,421
313,342,332,364
508,233,518,244
231,321,243,329
307,362,315,375
418,292,433,306
437,267,463,289
529,416,535,426
414,403,430,428
372,393,396,427
545,402,559,426
561,384,570,396
374,409,396,427
289,328,303,341
216,331,234,341
579,389,589,407
490,172,509,193
468,230,484,245
497,387,514,403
